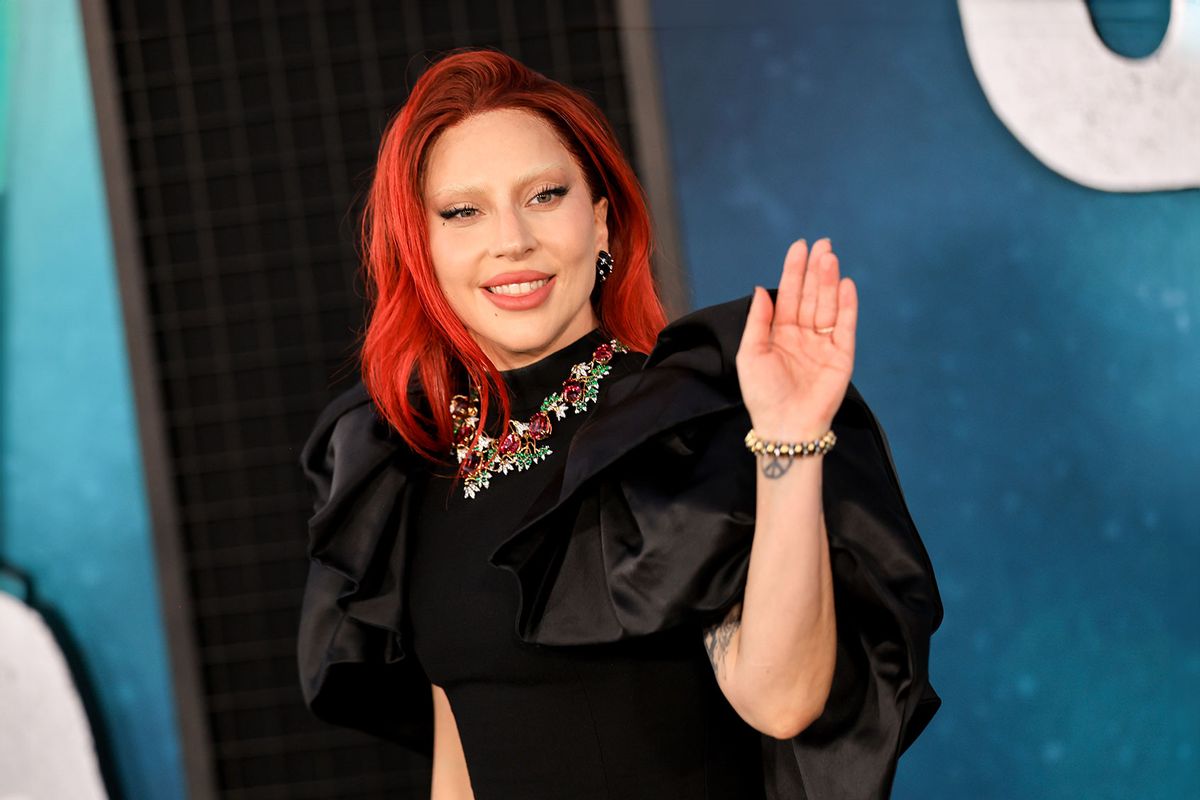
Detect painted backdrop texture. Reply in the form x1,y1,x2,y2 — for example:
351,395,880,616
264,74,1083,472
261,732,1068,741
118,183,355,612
649,1,1198,798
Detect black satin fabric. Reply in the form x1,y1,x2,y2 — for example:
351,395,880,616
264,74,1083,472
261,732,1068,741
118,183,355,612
297,290,944,798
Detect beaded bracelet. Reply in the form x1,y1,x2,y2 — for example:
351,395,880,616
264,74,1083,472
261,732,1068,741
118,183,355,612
744,428,837,458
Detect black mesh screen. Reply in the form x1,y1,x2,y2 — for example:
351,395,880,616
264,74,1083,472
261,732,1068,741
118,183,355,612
101,0,634,795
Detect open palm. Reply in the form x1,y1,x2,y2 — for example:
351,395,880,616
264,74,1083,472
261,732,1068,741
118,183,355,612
735,238,858,440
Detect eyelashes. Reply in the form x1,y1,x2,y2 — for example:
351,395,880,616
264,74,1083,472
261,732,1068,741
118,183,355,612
532,184,569,204
439,204,477,221
437,184,569,220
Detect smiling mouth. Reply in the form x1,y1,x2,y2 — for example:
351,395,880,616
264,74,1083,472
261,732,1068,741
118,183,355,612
485,277,552,295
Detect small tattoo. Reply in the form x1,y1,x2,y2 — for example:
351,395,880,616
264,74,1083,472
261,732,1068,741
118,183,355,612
702,601,743,681
760,455,792,479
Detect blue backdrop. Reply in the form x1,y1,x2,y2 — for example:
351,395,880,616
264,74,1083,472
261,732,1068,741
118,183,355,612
650,1,1198,798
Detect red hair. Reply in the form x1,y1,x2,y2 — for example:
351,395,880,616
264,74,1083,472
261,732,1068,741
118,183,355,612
358,47,668,470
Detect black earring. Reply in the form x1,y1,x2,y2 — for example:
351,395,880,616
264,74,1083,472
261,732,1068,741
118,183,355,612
595,249,614,283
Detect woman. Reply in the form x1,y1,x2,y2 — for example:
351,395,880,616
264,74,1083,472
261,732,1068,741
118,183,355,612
298,47,942,799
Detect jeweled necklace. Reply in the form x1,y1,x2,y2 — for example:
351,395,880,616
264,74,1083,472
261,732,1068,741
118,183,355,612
449,337,629,499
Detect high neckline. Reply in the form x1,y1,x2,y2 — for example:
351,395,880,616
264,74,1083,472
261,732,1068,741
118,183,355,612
499,327,612,415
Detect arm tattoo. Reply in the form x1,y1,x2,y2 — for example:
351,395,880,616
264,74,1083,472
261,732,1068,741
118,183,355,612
760,454,792,479
702,601,743,681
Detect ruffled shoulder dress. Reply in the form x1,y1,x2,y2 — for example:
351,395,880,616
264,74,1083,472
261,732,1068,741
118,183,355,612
296,290,944,799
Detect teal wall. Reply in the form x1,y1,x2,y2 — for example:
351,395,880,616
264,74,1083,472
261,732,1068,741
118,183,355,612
0,1,185,797
650,1,1198,798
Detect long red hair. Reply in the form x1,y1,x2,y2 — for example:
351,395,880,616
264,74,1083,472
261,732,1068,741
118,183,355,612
358,47,668,469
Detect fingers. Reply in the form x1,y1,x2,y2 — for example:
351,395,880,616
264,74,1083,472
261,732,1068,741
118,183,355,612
812,250,841,333
797,238,831,329
762,237,849,349
834,277,857,359
739,285,774,356
774,239,808,327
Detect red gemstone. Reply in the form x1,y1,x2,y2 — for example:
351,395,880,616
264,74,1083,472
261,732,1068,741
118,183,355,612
528,412,552,439
455,425,474,445
453,394,477,419
593,343,613,363
463,451,483,473
562,379,584,403
498,431,521,455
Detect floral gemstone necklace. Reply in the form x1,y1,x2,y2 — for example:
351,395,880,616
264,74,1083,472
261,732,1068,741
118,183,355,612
450,338,629,499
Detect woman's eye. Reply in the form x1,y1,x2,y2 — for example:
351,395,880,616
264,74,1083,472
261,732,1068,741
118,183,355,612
439,205,477,220
531,185,568,205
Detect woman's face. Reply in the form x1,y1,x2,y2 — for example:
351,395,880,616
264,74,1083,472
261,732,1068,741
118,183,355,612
422,107,609,371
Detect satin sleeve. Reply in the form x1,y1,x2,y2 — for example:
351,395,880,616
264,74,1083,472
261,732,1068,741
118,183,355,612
762,388,943,798
487,291,943,799
295,382,434,756
297,560,433,753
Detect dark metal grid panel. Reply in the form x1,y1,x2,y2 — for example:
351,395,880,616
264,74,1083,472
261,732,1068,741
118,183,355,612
104,0,634,795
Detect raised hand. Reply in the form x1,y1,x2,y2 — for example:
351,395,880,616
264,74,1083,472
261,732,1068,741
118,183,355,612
735,238,858,440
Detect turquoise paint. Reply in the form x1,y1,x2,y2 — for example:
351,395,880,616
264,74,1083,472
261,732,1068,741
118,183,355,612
0,0,14,193
0,1,185,798
1087,0,1173,58
651,1,1198,797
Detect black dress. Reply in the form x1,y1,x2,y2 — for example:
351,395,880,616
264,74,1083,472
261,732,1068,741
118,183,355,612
297,291,944,799
406,328,764,798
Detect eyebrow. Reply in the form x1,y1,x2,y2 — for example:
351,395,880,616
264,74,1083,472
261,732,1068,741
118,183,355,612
427,163,569,203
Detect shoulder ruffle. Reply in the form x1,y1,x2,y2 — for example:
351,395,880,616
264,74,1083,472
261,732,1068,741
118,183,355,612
296,381,432,752
486,291,944,797
296,290,944,793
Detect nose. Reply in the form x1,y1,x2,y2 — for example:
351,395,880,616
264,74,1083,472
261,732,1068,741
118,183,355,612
489,204,536,260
